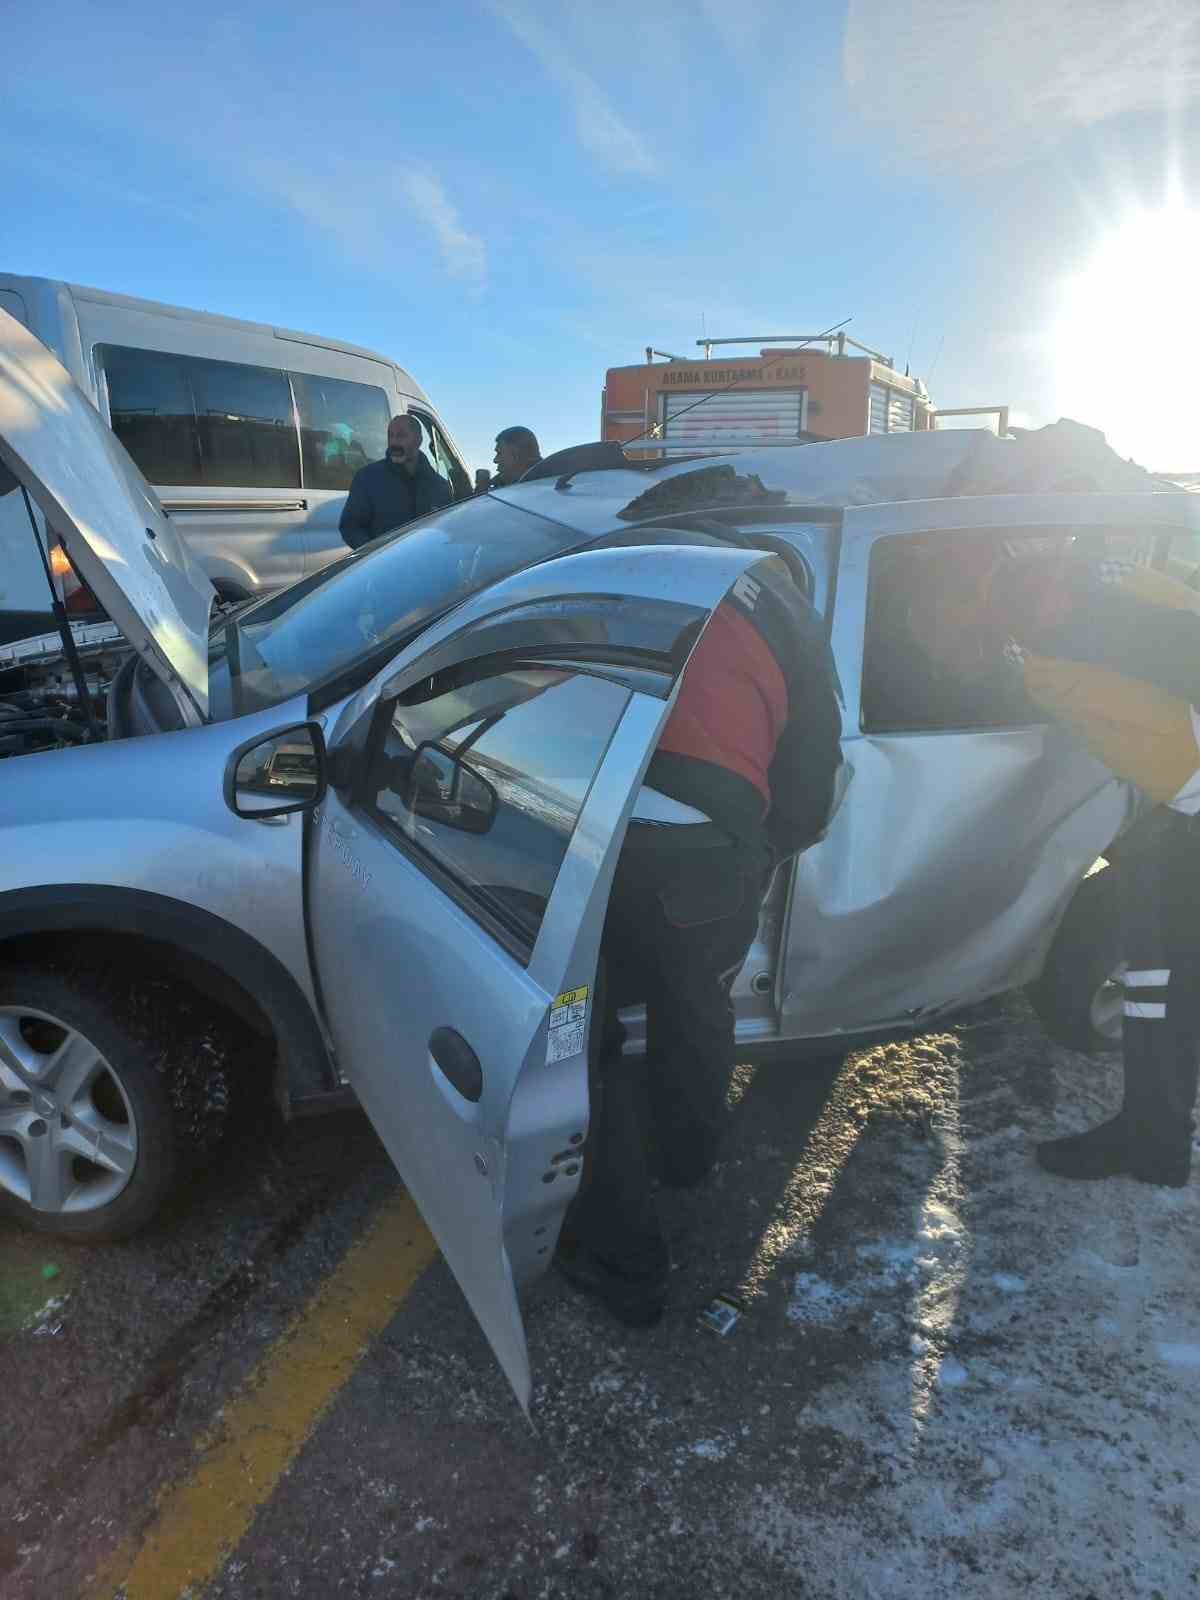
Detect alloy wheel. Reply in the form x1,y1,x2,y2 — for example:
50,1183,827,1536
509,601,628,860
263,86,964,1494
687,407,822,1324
0,1004,138,1215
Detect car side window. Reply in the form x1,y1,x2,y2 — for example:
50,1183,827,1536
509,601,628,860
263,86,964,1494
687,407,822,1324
291,372,390,491
368,668,630,952
861,529,1038,733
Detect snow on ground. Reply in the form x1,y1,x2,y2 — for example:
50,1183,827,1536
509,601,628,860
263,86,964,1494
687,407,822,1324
190,996,1200,1600
733,1026,1200,1599
518,1006,1200,1599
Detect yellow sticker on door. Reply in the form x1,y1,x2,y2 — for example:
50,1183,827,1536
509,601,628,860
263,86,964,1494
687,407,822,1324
547,985,589,1066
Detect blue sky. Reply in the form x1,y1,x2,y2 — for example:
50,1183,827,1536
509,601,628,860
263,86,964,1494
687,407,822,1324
3,1,1199,470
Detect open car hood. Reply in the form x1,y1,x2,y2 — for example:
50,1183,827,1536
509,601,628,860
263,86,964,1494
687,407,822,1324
0,308,214,720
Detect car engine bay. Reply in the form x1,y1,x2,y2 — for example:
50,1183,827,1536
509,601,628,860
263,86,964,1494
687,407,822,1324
0,622,130,756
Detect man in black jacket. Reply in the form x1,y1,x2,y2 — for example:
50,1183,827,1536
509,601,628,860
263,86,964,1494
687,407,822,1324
558,558,843,1326
339,414,451,550
491,426,542,488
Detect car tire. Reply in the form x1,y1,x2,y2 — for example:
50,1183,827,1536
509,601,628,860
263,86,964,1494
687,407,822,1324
0,968,178,1242
1025,866,1124,1056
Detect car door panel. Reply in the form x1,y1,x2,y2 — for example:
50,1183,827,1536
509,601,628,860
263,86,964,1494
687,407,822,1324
775,495,1163,1037
308,793,563,1403
779,730,1133,1036
306,546,767,1409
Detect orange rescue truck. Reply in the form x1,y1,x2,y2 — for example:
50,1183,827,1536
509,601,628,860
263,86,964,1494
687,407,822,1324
602,333,1007,459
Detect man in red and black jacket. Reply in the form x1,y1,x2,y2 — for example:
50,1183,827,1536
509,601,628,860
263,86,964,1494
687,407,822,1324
558,558,843,1326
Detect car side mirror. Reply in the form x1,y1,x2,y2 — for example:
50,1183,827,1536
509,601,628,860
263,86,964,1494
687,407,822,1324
224,721,327,818
409,743,497,834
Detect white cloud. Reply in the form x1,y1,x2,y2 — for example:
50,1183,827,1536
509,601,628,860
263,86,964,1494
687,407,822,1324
237,155,487,295
399,172,487,289
485,0,659,177
844,0,1200,172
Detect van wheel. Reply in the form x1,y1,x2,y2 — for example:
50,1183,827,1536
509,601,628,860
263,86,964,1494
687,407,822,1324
0,970,180,1242
1026,867,1124,1056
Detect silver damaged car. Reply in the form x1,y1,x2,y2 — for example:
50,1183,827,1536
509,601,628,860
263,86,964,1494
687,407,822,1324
4,309,1198,1408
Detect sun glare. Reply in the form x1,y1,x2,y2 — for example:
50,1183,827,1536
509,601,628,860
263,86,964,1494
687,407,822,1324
1054,205,1200,471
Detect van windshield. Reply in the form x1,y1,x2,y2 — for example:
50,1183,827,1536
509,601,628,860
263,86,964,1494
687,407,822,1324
219,497,589,714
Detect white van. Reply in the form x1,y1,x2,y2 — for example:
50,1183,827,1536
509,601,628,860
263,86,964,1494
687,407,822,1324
0,275,470,621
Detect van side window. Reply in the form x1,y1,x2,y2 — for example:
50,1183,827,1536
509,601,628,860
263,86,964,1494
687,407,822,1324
291,372,390,491
99,345,300,489
190,360,300,488
100,346,198,486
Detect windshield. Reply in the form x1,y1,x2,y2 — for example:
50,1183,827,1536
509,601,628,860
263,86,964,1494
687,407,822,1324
216,496,589,714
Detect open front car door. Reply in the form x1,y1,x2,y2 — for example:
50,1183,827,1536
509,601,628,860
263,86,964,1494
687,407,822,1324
306,545,775,1409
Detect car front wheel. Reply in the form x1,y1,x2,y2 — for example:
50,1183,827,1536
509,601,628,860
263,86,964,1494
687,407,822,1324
0,970,176,1241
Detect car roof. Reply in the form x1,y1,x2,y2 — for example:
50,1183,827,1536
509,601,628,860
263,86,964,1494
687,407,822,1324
490,425,1180,528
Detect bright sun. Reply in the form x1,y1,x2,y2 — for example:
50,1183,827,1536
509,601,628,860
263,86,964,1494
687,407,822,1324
1054,205,1200,471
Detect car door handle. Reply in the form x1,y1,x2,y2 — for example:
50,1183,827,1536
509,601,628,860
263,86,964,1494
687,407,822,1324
429,1027,483,1103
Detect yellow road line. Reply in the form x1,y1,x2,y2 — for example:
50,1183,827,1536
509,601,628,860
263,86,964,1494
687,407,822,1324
92,1189,438,1600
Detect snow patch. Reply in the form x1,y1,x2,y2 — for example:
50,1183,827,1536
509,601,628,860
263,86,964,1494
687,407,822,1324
1154,1341,1200,1368
990,1272,1026,1293
589,1369,625,1395
787,1272,856,1324
689,1439,729,1461
935,1356,969,1389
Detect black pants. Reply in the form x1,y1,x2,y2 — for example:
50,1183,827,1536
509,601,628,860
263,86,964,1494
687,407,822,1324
1118,808,1200,1173
565,823,769,1279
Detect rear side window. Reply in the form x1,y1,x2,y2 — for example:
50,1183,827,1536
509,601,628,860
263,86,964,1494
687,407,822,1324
861,525,1167,733
101,346,198,485
369,669,630,951
292,372,390,491
861,530,1039,733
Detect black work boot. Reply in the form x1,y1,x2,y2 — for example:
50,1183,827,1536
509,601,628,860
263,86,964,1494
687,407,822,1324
1035,1114,1131,1180
554,1238,667,1328
1037,1113,1193,1186
1122,1041,1196,1188
1127,1143,1192,1188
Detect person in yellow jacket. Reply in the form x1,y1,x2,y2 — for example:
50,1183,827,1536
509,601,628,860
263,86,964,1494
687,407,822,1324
980,541,1200,1186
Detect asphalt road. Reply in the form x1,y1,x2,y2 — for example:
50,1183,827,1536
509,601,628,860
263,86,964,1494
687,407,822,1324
2,996,1197,1600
